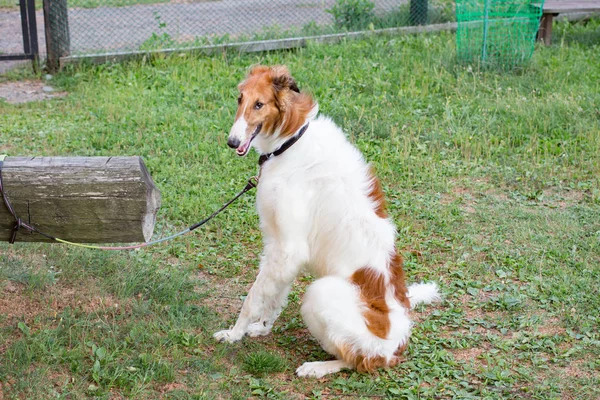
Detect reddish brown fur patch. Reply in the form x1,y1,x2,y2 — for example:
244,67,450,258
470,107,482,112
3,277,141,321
236,65,315,138
350,268,390,339
355,354,395,373
338,343,400,373
279,91,314,137
390,251,410,309
367,167,387,218
394,341,408,357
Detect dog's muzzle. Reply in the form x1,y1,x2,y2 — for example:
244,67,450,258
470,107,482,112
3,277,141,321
227,137,241,149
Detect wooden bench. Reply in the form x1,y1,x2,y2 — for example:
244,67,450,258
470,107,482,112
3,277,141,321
536,0,600,45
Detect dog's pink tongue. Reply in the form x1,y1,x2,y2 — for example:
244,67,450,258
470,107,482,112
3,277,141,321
236,138,252,156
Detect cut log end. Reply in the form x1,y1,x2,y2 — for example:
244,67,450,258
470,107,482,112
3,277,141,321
140,158,162,242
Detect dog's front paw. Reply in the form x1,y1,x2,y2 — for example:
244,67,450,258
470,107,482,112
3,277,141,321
246,322,272,337
213,329,243,343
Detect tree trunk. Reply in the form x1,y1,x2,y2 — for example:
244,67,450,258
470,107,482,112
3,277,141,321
43,0,70,72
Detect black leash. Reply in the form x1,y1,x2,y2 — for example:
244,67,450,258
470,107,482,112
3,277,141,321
188,177,257,231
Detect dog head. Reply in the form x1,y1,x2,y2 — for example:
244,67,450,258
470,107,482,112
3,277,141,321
227,65,316,156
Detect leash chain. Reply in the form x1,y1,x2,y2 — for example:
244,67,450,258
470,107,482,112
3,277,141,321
0,154,258,250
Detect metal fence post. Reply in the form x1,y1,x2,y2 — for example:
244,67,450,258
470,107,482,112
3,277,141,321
43,0,70,72
410,0,429,25
26,0,40,71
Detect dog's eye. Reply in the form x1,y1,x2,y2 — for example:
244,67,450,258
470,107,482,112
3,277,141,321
254,101,264,110
237,95,242,105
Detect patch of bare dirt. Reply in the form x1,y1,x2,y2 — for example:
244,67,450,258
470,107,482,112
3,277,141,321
536,317,566,337
450,347,485,362
440,184,478,214
0,281,45,324
485,185,585,210
440,186,469,205
562,360,591,379
485,188,509,203
0,280,125,323
159,382,187,394
47,369,73,394
541,188,584,209
168,0,216,3
194,269,248,320
0,80,67,104
431,294,511,339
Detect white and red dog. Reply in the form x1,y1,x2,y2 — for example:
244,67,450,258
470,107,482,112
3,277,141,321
214,65,440,378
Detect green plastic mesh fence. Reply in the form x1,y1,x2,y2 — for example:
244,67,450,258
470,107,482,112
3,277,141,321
456,0,544,69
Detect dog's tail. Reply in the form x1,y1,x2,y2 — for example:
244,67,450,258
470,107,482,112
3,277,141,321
407,282,441,309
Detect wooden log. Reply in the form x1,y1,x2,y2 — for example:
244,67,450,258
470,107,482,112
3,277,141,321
0,157,161,243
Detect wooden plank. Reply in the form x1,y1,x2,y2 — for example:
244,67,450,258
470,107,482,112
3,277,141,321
0,157,161,243
539,0,600,14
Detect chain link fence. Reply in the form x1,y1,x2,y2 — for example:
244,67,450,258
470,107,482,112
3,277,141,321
42,0,455,61
3,0,562,72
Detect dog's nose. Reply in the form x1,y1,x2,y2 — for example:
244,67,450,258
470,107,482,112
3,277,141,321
227,137,240,149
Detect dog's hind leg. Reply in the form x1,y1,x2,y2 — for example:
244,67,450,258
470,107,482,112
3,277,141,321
297,276,364,377
297,276,406,377
296,360,353,378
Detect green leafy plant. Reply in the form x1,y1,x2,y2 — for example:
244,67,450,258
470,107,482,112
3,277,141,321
243,351,287,376
140,12,176,50
327,0,376,30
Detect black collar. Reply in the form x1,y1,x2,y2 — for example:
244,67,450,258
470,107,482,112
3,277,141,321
258,123,309,166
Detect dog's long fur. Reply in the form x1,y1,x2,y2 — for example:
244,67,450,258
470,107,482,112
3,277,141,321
214,65,440,378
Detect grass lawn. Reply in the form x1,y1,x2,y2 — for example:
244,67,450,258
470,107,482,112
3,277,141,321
1,19,599,399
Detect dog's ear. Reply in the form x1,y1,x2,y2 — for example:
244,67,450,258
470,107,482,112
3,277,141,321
271,65,300,93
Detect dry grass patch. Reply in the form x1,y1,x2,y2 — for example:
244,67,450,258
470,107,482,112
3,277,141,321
562,360,593,379
541,188,585,209
0,275,136,358
0,279,129,326
450,347,486,363
194,269,250,319
535,317,567,337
